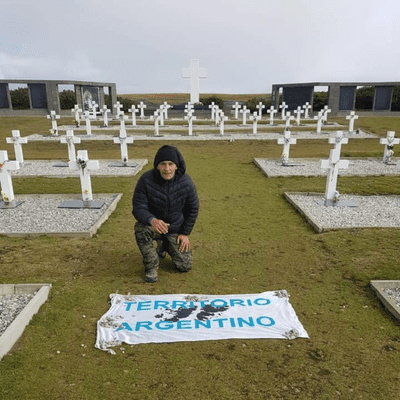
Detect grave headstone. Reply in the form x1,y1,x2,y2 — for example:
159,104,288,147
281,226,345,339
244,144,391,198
158,105,166,126
138,101,147,119
279,102,288,119
47,110,60,136
151,111,162,136
0,150,22,208
302,102,312,119
184,110,196,136
217,112,228,136
284,112,294,130
277,130,297,165
82,111,92,136
112,134,135,167
256,102,265,117
346,111,359,133
90,101,98,120
322,106,331,124
162,102,172,120
240,106,250,125
267,106,278,125
320,131,354,207
59,150,104,209
114,101,123,118
314,111,324,134
232,102,241,120
128,105,139,126
215,108,222,126
294,106,304,126
57,130,81,167
182,59,207,103
209,102,217,120
6,130,27,163
250,112,261,134
102,105,110,127
71,105,82,128
380,131,400,165
118,112,128,136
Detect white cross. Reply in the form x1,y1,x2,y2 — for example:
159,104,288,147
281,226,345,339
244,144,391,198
60,130,81,163
47,110,60,135
71,104,82,127
284,112,294,130
68,150,99,202
277,130,297,164
6,130,27,163
182,59,207,103
82,111,92,135
232,102,241,120
218,112,228,136
209,102,217,120
256,102,265,118
128,105,139,126
162,102,172,120
90,101,98,120
322,106,331,124
102,105,110,127
250,112,261,134
151,111,162,136
114,101,123,118
240,106,250,125
184,110,196,136
294,106,304,126
380,131,400,164
138,101,147,118
346,111,359,133
320,131,349,205
158,105,166,126
314,111,324,134
0,150,20,204
215,108,222,126
302,102,312,119
267,106,277,125
114,135,134,164
118,112,128,137
279,102,288,120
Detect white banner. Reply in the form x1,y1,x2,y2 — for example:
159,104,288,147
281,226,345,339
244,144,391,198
95,291,309,352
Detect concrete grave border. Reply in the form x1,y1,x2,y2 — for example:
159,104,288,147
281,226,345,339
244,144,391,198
0,283,52,361
370,280,400,322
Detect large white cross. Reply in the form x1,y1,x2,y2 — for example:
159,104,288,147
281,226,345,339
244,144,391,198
47,110,60,135
82,111,92,136
102,105,110,127
151,111,161,136
267,106,277,125
128,105,139,126
250,112,261,134
380,131,400,164
346,111,359,133
182,59,207,103
0,150,20,204
6,130,28,163
302,102,312,119
232,102,241,120
314,111,324,134
256,102,265,118
218,112,228,136
278,130,297,164
209,102,217,120
60,130,81,162
320,132,349,205
184,110,196,136
114,135,134,164
68,150,99,202
240,106,250,125
71,104,82,127
118,112,128,136
90,101,98,120
294,106,304,126
138,101,147,118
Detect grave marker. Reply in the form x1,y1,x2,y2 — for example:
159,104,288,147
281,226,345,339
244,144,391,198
162,102,172,120
56,130,81,167
6,130,27,163
232,102,241,119
302,102,312,119
158,105,166,126
214,107,222,126
209,102,217,120
128,105,139,126
59,150,104,209
184,110,196,136
151,111,162,136
217,112,228,136
279,102,288,119
346,111,359,133
380,131,399,165
267,106,278,125
82,111,92,136
0,150,22,208
102,105,110,127
118,112,128,136
320,131,354,207
90,101,98,119
250,112,261,134
114,101,123,118
112,134,135,167
71,104,82,127
47,110,60,136
138,101,147,118
284,112,294,130
277,130,297,165
322,106,331,124
240,106,250,125
294,106,304,126
182,59,207,103
314,111,324,134
256,102,265,117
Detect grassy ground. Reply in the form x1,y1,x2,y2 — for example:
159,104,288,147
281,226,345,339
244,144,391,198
0,106,400,399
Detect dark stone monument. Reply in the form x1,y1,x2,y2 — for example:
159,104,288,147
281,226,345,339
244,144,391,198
283,86,314,111
0,84,9,108
29,83,47,109
374,86,393,111
339,86,356,110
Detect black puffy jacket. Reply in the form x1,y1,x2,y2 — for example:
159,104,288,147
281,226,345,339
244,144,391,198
132,148,199,235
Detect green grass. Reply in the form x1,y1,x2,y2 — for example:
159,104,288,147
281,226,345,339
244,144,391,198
0,111,400,399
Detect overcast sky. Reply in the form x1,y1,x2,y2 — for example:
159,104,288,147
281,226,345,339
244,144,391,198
1,0,399,94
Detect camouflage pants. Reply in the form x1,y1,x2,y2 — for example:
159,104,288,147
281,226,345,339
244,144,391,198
134,222,192,272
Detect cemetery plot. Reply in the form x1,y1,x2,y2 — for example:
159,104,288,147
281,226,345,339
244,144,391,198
0,284,51,361
284,193,400,233
370,280,400,322
0,193,122,238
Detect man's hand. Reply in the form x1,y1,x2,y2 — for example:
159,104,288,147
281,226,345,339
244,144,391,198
151,219,169,234
177,235,190,252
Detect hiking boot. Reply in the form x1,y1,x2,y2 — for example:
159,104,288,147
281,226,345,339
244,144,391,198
156,239,166,259
145,268,158,283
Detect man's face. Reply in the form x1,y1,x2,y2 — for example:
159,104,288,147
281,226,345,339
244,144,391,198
157,160,177,180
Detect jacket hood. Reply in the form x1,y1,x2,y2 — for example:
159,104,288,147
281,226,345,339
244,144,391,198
153,145,186,179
